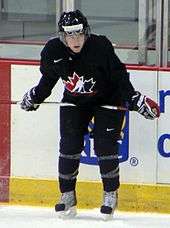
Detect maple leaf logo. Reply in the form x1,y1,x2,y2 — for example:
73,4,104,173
63,72,96,94
83,78,96,93
63,72,80,92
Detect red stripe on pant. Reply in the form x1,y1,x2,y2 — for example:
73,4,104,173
0,62,11,202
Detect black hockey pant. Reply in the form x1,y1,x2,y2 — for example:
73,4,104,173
59,106,125,193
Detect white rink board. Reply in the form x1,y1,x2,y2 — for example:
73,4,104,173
11,105,60,178
11,64,64,102
120,70,158,183
11,65,63,178
11,64,164,184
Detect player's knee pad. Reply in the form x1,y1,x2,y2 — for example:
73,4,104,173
97,154,119,175
58,153,81,175
59,167,79,181
58,155,80,193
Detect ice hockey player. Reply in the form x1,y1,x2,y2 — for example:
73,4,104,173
20,10,160,220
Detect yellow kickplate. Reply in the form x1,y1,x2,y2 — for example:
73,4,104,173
8,177,170,214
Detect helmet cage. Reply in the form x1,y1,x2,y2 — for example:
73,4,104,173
58,10,90,43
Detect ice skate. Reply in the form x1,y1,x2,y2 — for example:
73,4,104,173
100,191,118,221
55,190,77,219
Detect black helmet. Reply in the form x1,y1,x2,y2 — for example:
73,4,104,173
58,10,90,36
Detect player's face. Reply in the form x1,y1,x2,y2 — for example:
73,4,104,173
65,33,85,53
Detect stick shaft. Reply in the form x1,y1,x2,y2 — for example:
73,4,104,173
0,100,127,111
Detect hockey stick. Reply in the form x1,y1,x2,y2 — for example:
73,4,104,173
0,100,74,105
0,100,127,111
101,105,127,111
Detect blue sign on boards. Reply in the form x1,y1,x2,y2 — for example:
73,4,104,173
157,90,170,157
80,112,129,165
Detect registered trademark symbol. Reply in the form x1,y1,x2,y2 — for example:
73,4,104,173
129,157,139,166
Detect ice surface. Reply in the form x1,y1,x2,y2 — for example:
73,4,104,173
0,206,170,228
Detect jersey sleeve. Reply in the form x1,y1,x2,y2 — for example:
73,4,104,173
32,39,63,103
103,37,136,104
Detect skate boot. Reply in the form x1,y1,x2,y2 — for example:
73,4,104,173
55,190,77,219
100,191,118,220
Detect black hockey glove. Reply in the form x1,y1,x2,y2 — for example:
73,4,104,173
20,87,40,111
130,91,160,120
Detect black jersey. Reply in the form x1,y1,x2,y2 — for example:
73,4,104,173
34,34,135,107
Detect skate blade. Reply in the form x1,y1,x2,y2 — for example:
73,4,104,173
57,206,77,219
101,213,113,221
